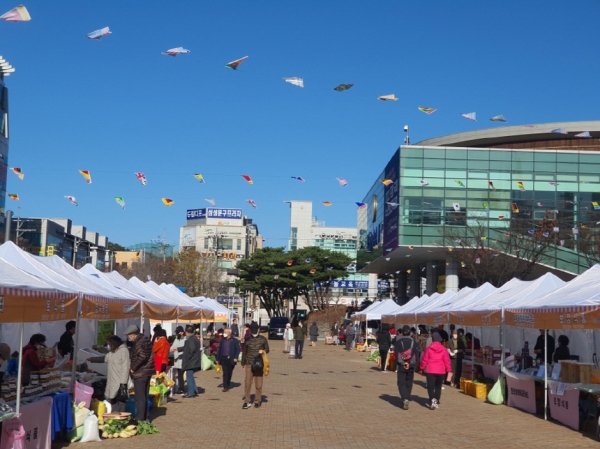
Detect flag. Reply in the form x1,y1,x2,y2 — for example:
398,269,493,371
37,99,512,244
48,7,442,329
453,203,460,211
356,202,367,209
490,114,507,122
7,194,18,201
287,260,293,266
419,180,429,186
321,201,332,206
162,198,174,206
310,269,316,274
488,181,496,190
283,77,304,88
418,107,437,114
205,198,216,206
336,178,348,186
305,258,311,263
460,112,476,121
517,181,525,191
592,201,600,210
9,168,24,180
511,203,519,213
381,179,393,186
194,174,205,183
455,180,466,188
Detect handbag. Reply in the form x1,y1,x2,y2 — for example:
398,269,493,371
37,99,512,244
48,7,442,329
114,383,129,403
251,354,264,373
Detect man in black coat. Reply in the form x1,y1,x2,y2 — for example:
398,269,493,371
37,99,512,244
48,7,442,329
231,319,240,338
125,325,155,421
57,321,76,360
216,327,240,392
174,325,202,398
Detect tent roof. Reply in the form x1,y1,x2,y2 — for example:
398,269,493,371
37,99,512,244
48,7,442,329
0,257,77,293
352,299,403,320
193,296,237,318
413,290,456,314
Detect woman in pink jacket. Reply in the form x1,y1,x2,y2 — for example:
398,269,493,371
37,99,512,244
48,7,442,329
419,331,452,410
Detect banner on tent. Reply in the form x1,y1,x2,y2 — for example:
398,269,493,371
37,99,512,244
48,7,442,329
178,306,205,321
143,302,178,321
0,292,78,323
387,314,417,325
82,296,141,320
505,306,600,330
549,388,579,430
97,320,115,345
418,312,449,325
449,310,503,327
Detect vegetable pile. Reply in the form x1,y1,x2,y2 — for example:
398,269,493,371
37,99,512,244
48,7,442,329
98,417,159,439
367,350,380,361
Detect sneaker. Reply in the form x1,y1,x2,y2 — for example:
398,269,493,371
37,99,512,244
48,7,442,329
254,403,261,408
402,399,409,410
242,403,252,410
430,399,438,410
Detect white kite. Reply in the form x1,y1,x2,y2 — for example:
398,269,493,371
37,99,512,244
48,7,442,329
1,5,30,22
87,27,111,40
490,114,507,122
162,47,190,57
283,77,304,88
65,196,78,206
377,94,398,101
575,131,591,138
460,112,476,121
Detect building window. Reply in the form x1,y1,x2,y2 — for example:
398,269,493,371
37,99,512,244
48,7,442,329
237,239,242,250
218,238,234,250
204,238,210,249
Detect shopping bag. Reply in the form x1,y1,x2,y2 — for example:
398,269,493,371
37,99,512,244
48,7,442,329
90,398,106,418
80,412,101,442
73,402,90,428
251,354,264,374
215,364,222,374
1,417,25,449
201,352,213,371
487,375,505,405
262,353,270,376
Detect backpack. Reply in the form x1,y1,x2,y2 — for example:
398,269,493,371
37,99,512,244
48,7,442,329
396,337,415,366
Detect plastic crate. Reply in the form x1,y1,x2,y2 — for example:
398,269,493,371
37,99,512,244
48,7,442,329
468,382,488,399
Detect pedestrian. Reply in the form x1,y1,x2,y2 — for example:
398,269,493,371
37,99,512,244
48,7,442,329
455,328,466,385
170,326,187,394
394,325,416,410
151,324,162,345
173,325,202,398
437,325,449,343
241,322,270,409
309,322,319,347
243,323,251,341
283,323,294,354
57,320,76,360
534,329,555,364
231,318,240,338
345,322,355,351
376,324,392,372
152,329,170,374
447,329,459,387
294,321,307,359
419,332,452,410
338,324,346,346
210,329,223,356
553,335,570,363
87,335,130,412
216,327,240,392
125,325,154,421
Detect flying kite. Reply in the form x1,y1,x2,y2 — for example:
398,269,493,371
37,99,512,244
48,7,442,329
453,203,460,211
490,114,507,122
134,172,147,185
283,77,304,88
9,167,24,180
162,198,174,206
246,199,257,209
305,258,311,263
386,202,399,207
291,176,305,182
377,94,398,101
552,128,567,135
65,196,78,206
418,107,437,114
460,112,477,121
418,180,429,186
162,47,190,57
488,181,496,190
575,131,591,138
381,179,393,186
79,170,92,184
114,197,125,209
241,174,253,184
455,180,466,188
333,84,353,91
86,27,111,40
7,194,18,201
356,202,367,209
204,198,216,206
517,181,525,191
309,269,316,274
482,202,490,211
226,56,248,70
511,203,519,213
0,5,30,22
321,201,332,206
336,178,348,187
287,260,294,266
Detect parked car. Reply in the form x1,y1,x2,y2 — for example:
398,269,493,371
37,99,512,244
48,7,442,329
268,317,290,340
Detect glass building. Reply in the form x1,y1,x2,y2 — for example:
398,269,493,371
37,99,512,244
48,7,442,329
360,122,600,300
0,58,14,221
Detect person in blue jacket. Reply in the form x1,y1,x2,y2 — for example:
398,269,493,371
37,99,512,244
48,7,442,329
216,327,240,392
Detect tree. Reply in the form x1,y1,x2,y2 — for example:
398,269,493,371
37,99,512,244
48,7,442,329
172,250,218,297
108,242,127,251
441,216,558,287
119,253,176,285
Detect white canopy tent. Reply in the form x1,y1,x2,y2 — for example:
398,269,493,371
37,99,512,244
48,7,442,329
351,299,403,322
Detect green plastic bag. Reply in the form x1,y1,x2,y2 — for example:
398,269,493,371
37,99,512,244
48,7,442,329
201,352,213,371
487,375,505,405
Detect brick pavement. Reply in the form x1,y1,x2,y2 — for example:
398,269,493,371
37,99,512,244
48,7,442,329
55,339,599,448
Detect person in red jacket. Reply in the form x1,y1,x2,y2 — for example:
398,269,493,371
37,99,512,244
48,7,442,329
152,329,171,374
22,334,52,386
419,332,452,410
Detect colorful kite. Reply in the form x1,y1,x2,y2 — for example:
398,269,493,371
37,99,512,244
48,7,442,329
488,181,496,190
162,47,190,56
356,202,367,209
549,181,559,186
79,170,92,184
9,167,24,180
498,216,505,220
65,196,78,206
134,172,147,185
291,176,305,182
283,77,304,88
291,272,297,277
333,84,353,91
553,226,560,232
310,269,316,274
536,202,543,207
386,202,399,207
511,203,519,213
0,5,30,21
114,197,125,209
241,174,253,184
336,178,348,187
381,179,393,186
305,258,311,263
517,181,525,191
162,198,174,206
455,180,466,188
204,198,216,206
377,94,398,101
592,201,600,210
321,201,332,206
287,260,294,266
460,112,477,121
482,202,490,211
542,232,549,238
453,203,460,211
575,131,591,138
86,27,111,40
418,107,437,114
490,115,507,122
419,180,429,186
552,128,567,135
226,56,248,70
194,174,205,183
246,199,257,209
274,274,279,280
7,194,18,201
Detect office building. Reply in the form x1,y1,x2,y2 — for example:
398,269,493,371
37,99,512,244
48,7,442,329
0,56,15,224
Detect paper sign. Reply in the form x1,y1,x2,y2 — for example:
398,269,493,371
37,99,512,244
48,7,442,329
556,382,566,396
506,375,536,414
552,364,561,380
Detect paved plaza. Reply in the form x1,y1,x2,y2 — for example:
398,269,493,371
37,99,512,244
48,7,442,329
57,339,599,448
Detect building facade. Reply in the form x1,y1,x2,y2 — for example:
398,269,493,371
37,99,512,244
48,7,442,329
0,57,14,224
360,121,600,301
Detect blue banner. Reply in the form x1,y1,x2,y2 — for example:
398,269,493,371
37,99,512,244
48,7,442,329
187,208,243,220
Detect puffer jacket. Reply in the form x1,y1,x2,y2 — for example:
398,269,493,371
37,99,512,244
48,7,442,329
241,335,270,367
293,326,307,340
420,341,452,375
130,334,155,379
90,344,130,400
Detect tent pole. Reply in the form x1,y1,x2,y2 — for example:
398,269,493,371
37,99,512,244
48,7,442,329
70,293,83,395
501,308,505,368
15,322,24,415
544,329,548,421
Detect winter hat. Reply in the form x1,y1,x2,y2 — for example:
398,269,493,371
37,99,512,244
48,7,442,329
432,332,443,343
124,324,140,336
250,322,259,334
402,325,411,334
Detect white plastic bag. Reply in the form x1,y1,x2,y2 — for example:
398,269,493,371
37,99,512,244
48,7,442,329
73,402,90,428
103,400,112,414
80,412,101,443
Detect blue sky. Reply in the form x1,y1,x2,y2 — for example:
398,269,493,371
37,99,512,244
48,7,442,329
3,1,600,249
